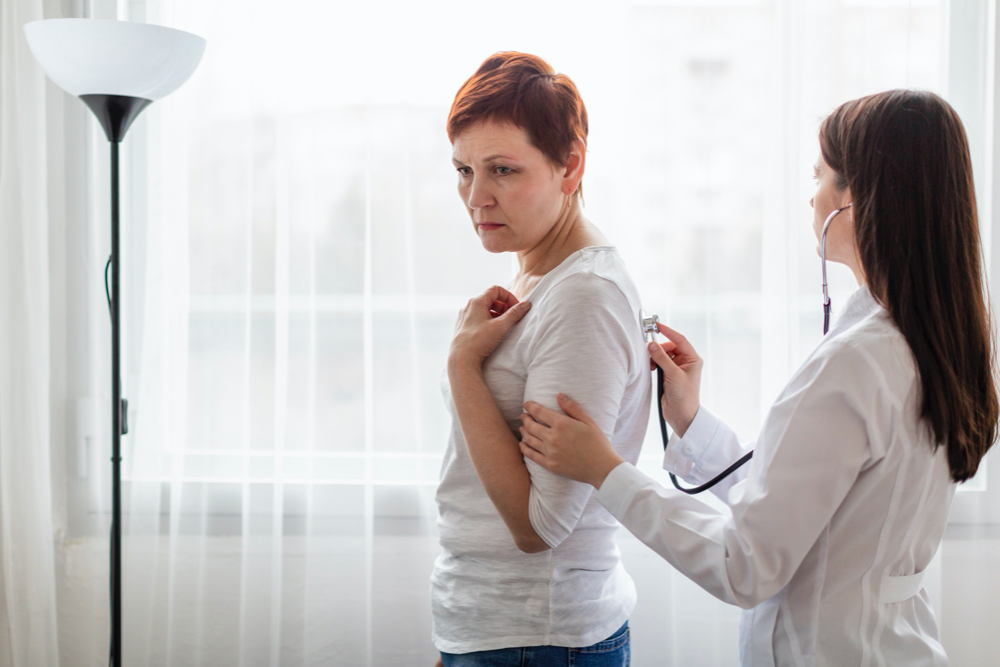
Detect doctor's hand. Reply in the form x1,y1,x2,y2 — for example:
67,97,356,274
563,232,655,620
518,395,625,489
448,285,531,373
648,322,702,438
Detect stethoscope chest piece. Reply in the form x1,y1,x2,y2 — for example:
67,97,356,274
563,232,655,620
640,309,660,343
641,307,753,494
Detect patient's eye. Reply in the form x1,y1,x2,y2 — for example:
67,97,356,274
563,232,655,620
494,166,513,176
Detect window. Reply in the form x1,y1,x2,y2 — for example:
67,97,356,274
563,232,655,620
63,0,1000,663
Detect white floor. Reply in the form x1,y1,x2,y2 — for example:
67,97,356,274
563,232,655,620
937,529,1000,666
54,527,1000,666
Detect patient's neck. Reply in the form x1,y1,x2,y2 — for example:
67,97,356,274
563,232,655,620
511,198,605,298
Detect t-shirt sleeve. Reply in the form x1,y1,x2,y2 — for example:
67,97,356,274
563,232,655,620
523,272,637,548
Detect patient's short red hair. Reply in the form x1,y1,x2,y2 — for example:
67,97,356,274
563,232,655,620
447,52,589,174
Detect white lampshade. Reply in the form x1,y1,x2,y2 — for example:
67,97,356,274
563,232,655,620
23,19,205,101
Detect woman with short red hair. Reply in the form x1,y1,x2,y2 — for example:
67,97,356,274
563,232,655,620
431,53,650,666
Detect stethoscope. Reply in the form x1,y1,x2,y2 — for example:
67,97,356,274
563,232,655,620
642,203,852,494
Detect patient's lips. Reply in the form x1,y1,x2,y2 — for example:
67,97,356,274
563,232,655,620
476,221,504,231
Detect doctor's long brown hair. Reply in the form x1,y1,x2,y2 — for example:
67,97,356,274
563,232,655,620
820,90,998,482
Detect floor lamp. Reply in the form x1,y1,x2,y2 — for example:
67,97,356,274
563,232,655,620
23,19,205,667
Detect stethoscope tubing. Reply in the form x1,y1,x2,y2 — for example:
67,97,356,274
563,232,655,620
663,365,754,494
820,203,851,337
661,203,851,493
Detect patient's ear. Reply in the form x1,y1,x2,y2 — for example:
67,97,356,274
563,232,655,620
561,139,586,196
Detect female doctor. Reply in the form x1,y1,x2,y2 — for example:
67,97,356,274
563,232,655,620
516,89,999,665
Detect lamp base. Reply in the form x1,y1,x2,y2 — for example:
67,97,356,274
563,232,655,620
81,94,152,142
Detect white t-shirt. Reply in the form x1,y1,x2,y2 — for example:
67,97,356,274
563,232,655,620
432,246,652,654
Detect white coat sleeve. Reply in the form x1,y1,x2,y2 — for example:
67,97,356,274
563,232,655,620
663,405,754,501
523,272,636,549
597,342,878,608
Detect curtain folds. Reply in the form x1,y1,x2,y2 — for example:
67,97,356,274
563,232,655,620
0,0,60,665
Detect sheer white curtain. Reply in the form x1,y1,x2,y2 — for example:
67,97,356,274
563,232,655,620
79,0,973,665
0,0,60,664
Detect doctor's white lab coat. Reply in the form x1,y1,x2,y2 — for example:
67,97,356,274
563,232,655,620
597,287,955,666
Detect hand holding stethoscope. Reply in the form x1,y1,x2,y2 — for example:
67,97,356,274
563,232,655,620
519,203,856,493
642,321,703,439
659,201,853,491
518,320,705,490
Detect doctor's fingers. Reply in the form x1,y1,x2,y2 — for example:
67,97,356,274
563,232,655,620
521,400,565,428
518,425,546,450
519,440,552,470
655,322,701,362
647,340,684,378
520,412,552,440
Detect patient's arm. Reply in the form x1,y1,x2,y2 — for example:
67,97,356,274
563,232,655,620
447,285,547,553
449,359,550,553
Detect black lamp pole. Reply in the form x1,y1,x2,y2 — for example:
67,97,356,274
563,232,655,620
24,19,205,667
80,93,152,667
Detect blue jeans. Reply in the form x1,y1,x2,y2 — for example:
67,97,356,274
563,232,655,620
440,622,630,667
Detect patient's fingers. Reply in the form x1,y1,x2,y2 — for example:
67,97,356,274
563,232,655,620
485,285,519,310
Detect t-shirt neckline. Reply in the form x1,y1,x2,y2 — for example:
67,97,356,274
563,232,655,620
509,244,617,303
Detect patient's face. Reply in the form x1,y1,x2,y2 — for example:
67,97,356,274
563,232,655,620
451,120,566,254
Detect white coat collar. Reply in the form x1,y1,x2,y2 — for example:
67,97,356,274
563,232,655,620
826,285,882,338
